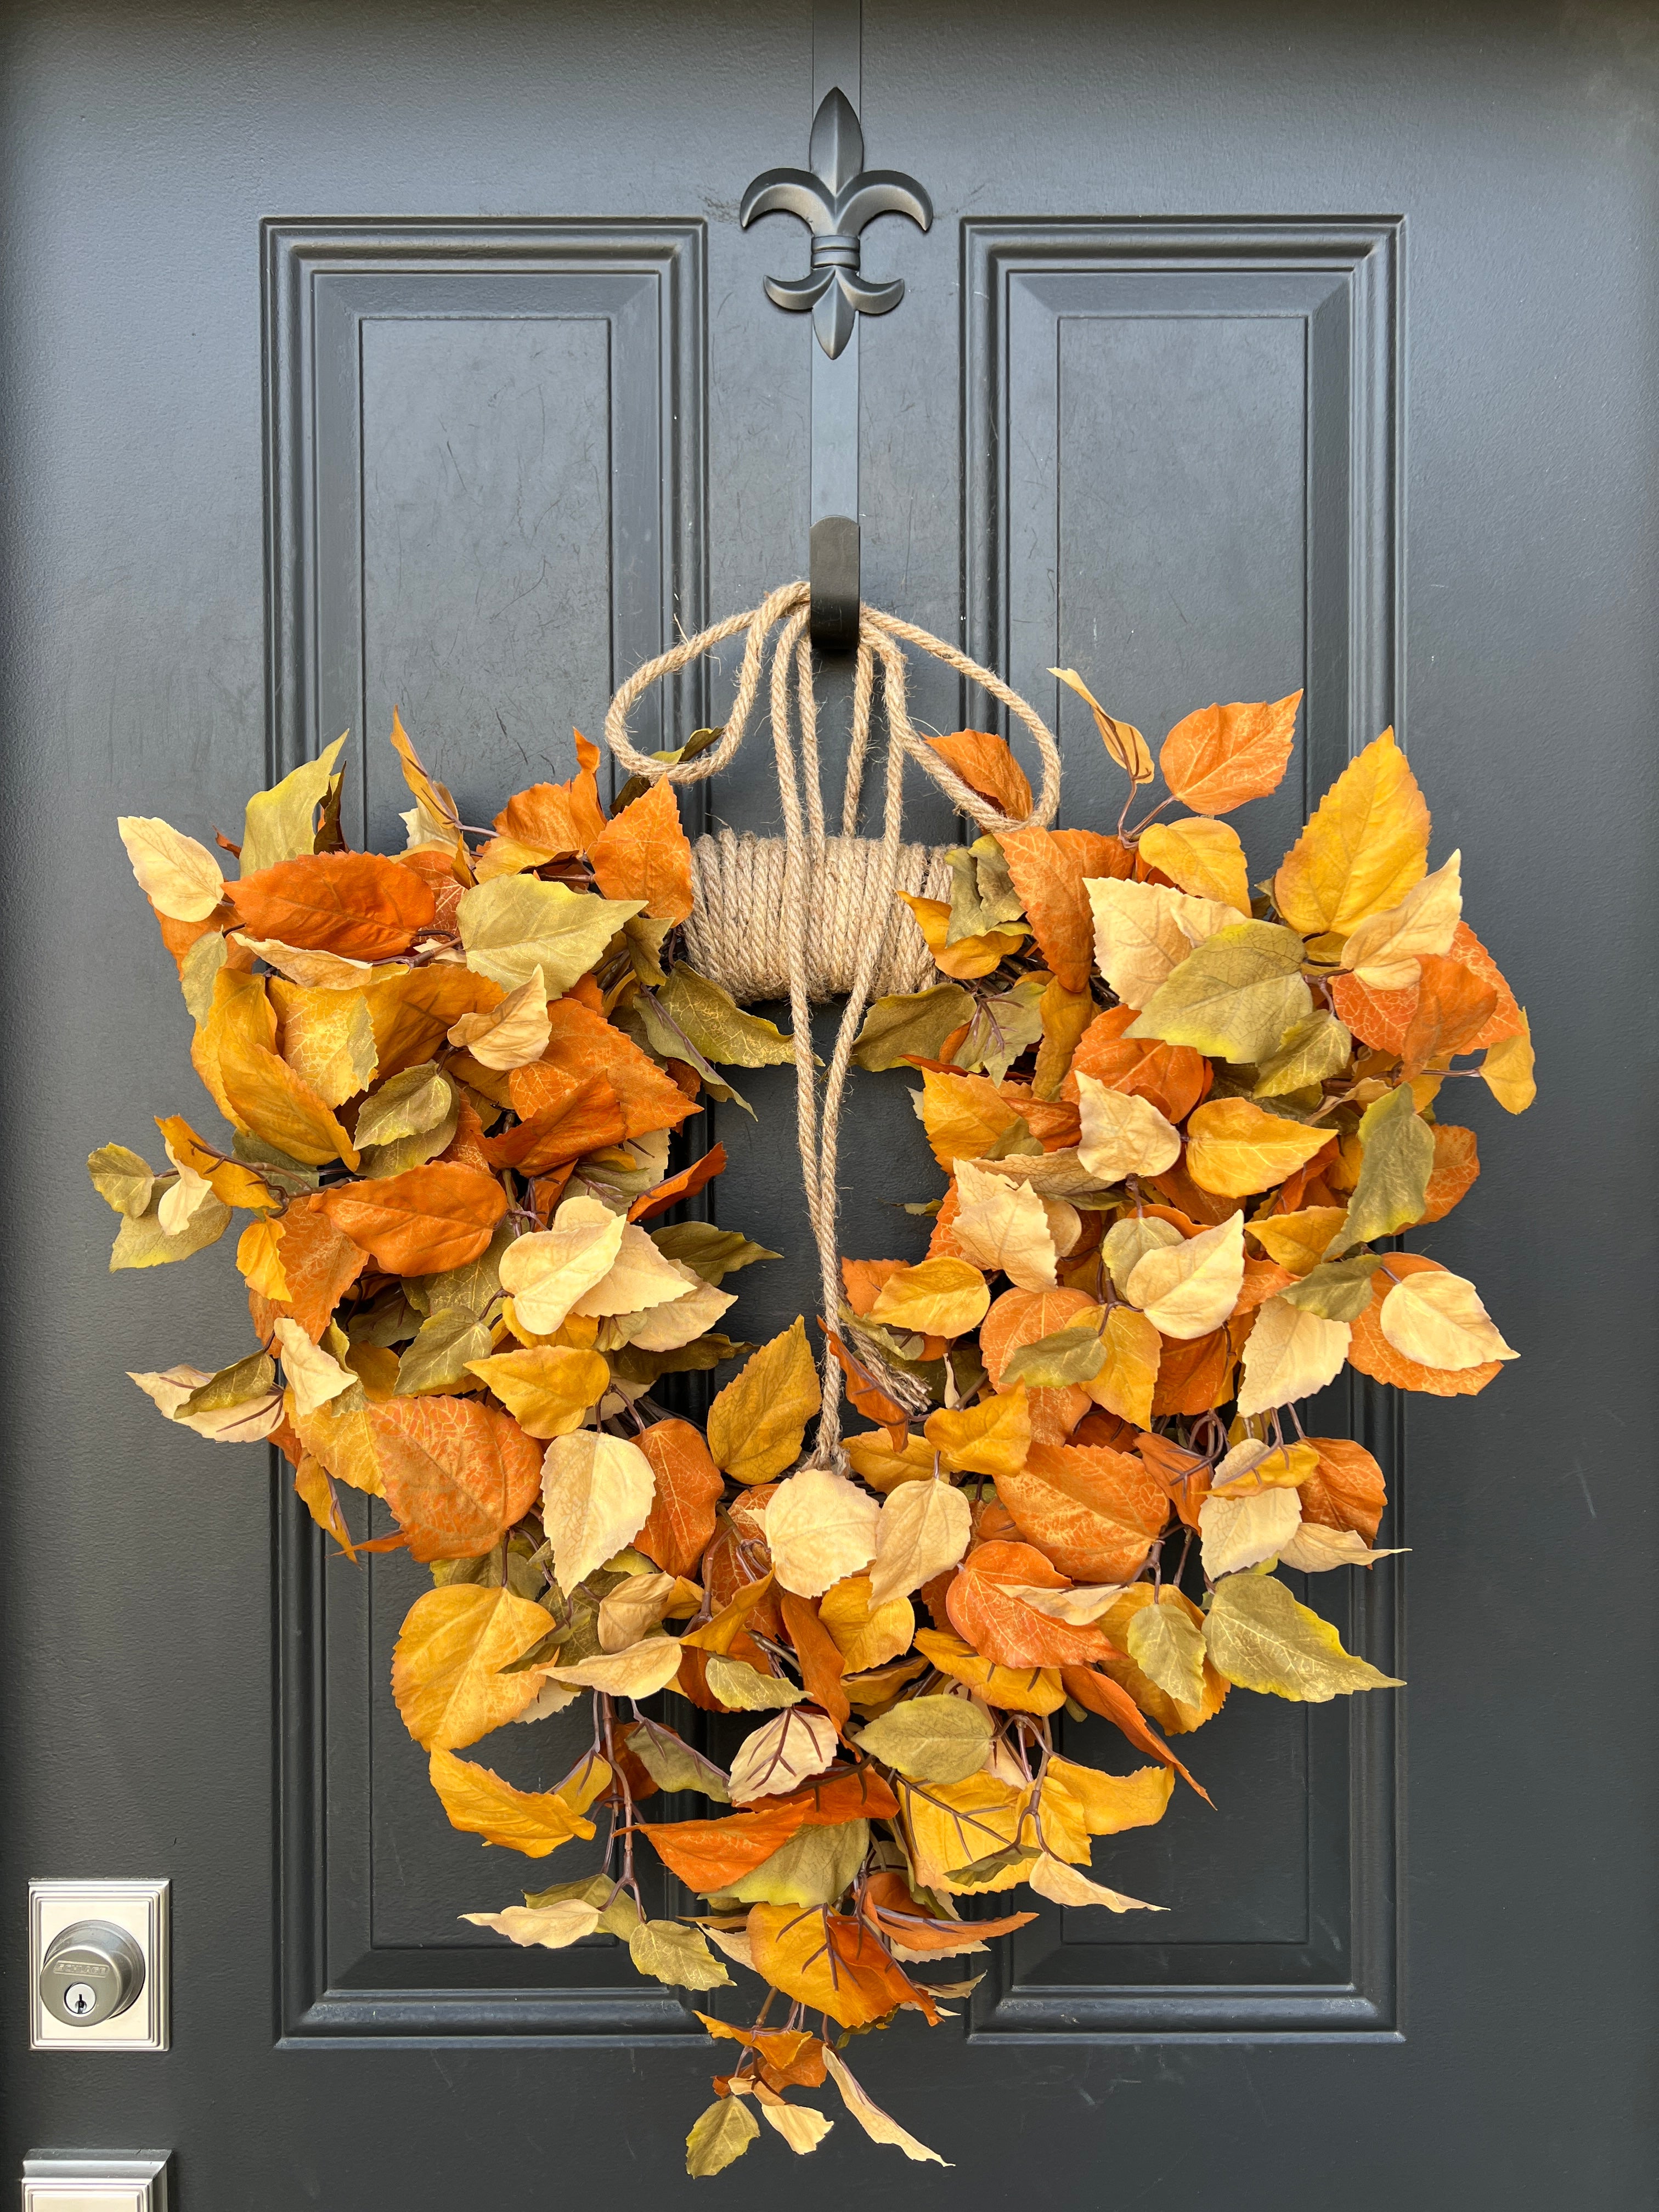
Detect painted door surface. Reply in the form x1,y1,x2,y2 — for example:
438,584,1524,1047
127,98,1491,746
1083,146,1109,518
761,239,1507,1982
3,2,1654,2203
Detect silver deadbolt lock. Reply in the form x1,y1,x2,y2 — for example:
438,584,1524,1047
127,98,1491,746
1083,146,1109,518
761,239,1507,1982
39,1919,146,2027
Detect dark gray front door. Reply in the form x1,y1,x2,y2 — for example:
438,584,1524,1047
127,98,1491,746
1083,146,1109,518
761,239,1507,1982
3,2,1652,2202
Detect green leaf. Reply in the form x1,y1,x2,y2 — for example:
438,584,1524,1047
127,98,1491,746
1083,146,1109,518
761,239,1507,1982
624,1718,731,1803
230,1130,320,1190
855,1696,993,1784
623,912,672,986
1204,1572,1404,1701
110,1186,232,1269
180,1351,277,1417
394,1310,493,1396
239,734,347,874
658,966,796,1068
628,1917,733,1991
702,1656,806,1711
946,1841,1039,1888
956,975,1046,1083
614,723,720,813
1125,1596,1207,1708
1277,1254,1379,1322
179,930,228,1026
851,984,976,1072
356,1063,453,1148
607,1335,755,1390
457,877,644,992
523,1870,640,1937
651,1222,780,1285
1251,1009,1353,1097
945,837,1026,945
88,1143,157,1218
623,991,754,1115
419,1222,516,1318
1327,1085,1434,1253
686,2094,759,2177
707,1817,872,1909
998,1320,1108,1391
1127,920,1313,1064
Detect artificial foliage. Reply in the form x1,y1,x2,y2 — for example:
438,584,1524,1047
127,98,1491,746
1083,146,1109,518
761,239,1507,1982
95,684,1533,2172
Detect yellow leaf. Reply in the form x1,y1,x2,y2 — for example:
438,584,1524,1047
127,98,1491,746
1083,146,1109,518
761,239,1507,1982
1125,1596,1208,1707
865,1480,972,1608
464,1346,609,1439
1032,977,1096,1100
1027,1854,1163,1912
1379,1268,1517,1370
154,1115,276,1214
456,876,643,992
391,1583,555,1748
1204,1572,1403,1700
843,1431,937,1491
950,1160,1059,1290
1235,1297,1351,1415
912,1628,1065,1714
446,967,552,1070
1184,1099,1333,1198
1137,817,1251,912
901,1770,1031,1895
537,1638,685,1698
1075,1073,1181,1181
913,1067,1028,1168
1248,1207,1347,1274
540,1429,656,1590
1338,850,1462,989
1273,729,1430,935
1050,667,1153,783
497,1199,627,1335
764,1465,881,1599
924,1386,1031,1479
1480,1011,1536,1114
896,892,1026,980
819,1574,916,1671
570,1223,692,1321
427,1746,597,1857
686,2096,759,2177
1089,1305,1160,1427
271,985,379,1107
1044,1756,1173,1837
1124,1212,1245,1338
236,1217,290,1300
868,1255,990,1339
1085,876,1240,1008
239,735,347,874
219,1025,360,1169
1101,1215,1184,1294
117,814,224,921
706,1318,821,1485
1212,1437,1319,1494
87,1142,157,1218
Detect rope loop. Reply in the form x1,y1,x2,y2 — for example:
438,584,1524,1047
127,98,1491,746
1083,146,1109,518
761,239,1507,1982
602,589,1065,1457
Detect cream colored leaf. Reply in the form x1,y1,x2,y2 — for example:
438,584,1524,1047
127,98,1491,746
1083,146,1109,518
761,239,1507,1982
156,1144,216,1235
234,934,390,990
1009,1581,1128,1623
460,1900,601,1949
598,1570,680,1652
1379,1269,1517,1370
1124,1211,1245,1338
949,1159,1059,1290
1199,1486,1302,1577
760,2100,834,2155
727,1707,839,1803
498,1200,627,1335
1338,851,1463,990
573,1222,698,1319
1204,1572,1404,1700
821,2049,951,2165
129,1363,213,1421
239,735,348,875
764,1465,882,1599
456,876,644,992
117,815,224,921
1278,1522,1408,1572
867,1477,972,1607
539,1429,654,1590
1101,1214,1184,1295
616,1274,738,1353
537,1637,684,1699
447,967,551,1069
1027,1855,1163,1913
1085,876,1239,1008
1235,1297,1352,1415
1075,1074,1182,1182
179,929,228,1024
273,1316,356,1415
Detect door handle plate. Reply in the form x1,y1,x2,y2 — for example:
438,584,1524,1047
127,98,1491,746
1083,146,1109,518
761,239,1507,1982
27,1882,169,2052
21,2151,170,2211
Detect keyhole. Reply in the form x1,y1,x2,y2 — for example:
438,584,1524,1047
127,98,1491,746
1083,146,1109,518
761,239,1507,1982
64,1982,97,2017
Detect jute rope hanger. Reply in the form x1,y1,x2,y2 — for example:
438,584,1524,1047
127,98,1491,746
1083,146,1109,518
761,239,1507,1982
603,579,1064,1460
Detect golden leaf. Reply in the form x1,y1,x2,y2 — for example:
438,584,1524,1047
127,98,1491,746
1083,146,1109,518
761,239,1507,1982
923,1387,1031,1480
1480,1012,1536,1114
1248,1205,1347,1274
1338,850,1462,989
1050,667,1154,783
390,1583,554,1749
537,1639,685,1698
1184,1099,1333,1197
868,1255,990,1339
818,1574,916,1671
901,1770,1031,1896
896,892,1025,981
912,1629,1065,1714
239,735,347,875
1136,816,1251,912
427,1747,597,1858
913,1066,1029,1167
446,967,551,1069
464,1346,608,1439
1273,728,1430,935
1090,1305,1161,1428
706,1319,821,1486
456,876,644,992
220,1026,360,1169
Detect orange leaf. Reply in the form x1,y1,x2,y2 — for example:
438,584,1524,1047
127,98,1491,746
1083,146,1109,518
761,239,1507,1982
823,1331,912,1448
747,1905,935,2030
492,745,607,856
1158,691,1301,814
1059,1665,1213,1803
995,1443,1168,1583
694,2017,828,2091
1331,921,1523,1055
388,707,461,835
1297,1436,1387,1542
1064,1005,1211,1126
317,1163,507,1274
1346,1253,1504,1397
1421,1124,1480,1224
368,1393,545,1561
1399,952,1498,1075
248,1196,367,1343
862,1867,1036,1952
528,999,702,1138
778,1591,851,1734
642,1770,898,1891
628,1143,727,1223
589,778,694,923
978,1285,1095,1446
1151,1326,1234,1416
484,1070,631,1173
360,965,503,1081
924,730,1033,823
945,1538,1114,1667
999,828,1133,992
229,852,436,961
633,1418,726,1578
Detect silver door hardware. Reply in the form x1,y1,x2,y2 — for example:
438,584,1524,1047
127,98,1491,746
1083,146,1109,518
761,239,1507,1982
21,2151,170,2211
27,1882,168,2052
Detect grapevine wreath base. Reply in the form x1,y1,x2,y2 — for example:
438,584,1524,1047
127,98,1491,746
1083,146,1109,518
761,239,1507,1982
98,579,1533,2173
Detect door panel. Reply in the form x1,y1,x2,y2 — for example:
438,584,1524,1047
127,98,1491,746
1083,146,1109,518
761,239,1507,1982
3,1,1654,2204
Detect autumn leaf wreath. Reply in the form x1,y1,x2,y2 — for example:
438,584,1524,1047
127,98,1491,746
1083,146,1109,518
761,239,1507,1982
97,591,1533,2174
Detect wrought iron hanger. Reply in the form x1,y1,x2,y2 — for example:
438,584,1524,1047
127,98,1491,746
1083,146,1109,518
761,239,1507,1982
742,75,931,650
